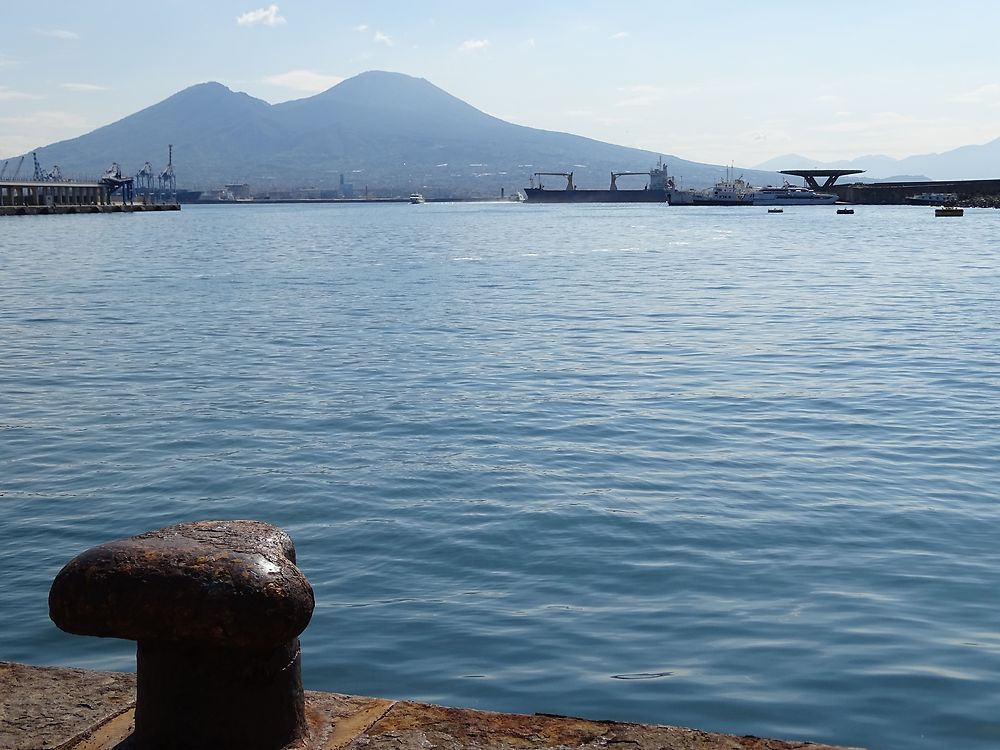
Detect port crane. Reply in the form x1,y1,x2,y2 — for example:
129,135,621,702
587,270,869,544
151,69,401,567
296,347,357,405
136,162,154,186
133,161,154,203
158,144,176,195
30,151,62,181
32,152,45,181
533,171,575,190
610,171,651,190
101,162,135,203
10,155,25,180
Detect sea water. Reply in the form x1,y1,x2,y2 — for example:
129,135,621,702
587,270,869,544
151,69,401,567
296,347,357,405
1,202,998,750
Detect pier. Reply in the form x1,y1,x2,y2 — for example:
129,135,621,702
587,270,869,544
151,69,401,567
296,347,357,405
0,179,180,216
0,660,861,750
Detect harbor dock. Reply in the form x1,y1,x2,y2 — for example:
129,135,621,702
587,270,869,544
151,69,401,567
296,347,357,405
0,179,179,216
1,661,861,750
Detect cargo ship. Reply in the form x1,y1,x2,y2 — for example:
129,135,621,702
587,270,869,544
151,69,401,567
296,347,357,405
523,159,673,203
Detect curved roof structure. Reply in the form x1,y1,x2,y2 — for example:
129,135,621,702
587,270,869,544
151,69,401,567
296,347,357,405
779,169,865,190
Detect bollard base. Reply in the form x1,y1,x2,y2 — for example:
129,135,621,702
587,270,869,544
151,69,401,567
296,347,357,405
132,639,306,750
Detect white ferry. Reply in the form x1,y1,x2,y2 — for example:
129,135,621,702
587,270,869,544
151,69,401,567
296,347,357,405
748,182,838,206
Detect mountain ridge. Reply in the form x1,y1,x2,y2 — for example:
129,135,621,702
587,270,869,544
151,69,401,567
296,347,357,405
755,136,1000,181
20,71,991,195
19,71,795,194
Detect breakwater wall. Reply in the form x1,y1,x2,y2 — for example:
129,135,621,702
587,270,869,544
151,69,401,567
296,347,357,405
833,178,1000,204
0,203,179,216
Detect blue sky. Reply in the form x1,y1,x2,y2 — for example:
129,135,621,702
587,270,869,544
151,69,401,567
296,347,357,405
2,1,998,166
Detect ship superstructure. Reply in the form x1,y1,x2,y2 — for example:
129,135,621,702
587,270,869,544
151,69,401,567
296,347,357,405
668,175,837,206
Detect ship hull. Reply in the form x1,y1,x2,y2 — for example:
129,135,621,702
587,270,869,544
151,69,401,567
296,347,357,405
751,193,837,206
670,197,753,206
524,188,666,203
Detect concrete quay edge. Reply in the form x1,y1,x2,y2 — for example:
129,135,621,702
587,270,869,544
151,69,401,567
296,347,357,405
0,204,180,216
0,661,863,750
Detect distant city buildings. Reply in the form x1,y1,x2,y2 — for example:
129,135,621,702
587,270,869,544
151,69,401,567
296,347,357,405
339,173,355,199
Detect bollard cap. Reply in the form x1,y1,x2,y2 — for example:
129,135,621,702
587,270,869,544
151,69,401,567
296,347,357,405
49,520,315,649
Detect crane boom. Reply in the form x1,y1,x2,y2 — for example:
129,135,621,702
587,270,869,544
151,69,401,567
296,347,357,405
533,171,575,190
609,171,651,190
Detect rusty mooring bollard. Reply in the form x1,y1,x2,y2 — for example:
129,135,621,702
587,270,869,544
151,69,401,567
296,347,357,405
49,520,315,750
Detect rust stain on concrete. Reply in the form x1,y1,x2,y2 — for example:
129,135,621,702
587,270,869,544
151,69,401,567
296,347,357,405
0,662,864,750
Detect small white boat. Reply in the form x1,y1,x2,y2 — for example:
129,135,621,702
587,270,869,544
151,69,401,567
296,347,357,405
409,193,425,204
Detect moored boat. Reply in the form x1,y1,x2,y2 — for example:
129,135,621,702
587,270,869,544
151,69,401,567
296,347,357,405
907,192,959,206
409,193,426,204
669,175,837,207
668,175,753,206
935,206,964,217
750,182,838,206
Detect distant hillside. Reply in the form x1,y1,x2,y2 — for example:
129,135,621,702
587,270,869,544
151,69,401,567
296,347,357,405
756,137,1000,181
20,71,787,196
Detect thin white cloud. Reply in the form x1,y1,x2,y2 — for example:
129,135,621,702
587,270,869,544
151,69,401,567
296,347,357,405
620,85,659,94
616,95,660,107
0,87,43,101
0,56,18,68
526,38,536,48
949,83,1000,106
806,110,981,157
373,31,393,46
1,110,89,159
263,69,343,92
61,83,110,92
0,110,88,129
236,5,286,27
354,24,369,32
615,84,663,107
36,29,79,40
459,39,490,53
816,111,920,134
610,31,629,40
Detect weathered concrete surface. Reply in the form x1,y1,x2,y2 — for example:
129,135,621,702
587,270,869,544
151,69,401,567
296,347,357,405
0,662,135,750
0,661,863,750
